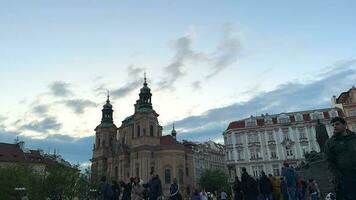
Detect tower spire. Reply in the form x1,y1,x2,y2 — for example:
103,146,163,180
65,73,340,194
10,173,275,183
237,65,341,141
171,121,177,139
106,90,110,102
144,72,147,86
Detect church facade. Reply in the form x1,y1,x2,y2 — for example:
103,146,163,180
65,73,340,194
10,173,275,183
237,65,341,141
91,77,195,196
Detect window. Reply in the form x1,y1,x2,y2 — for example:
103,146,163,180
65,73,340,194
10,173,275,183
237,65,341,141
165,168,171,184
295,114,303,122
150,125,154,136
246,117,257,127
311,111,323,120
283,131,289,140
186,167,189,176
272,164,280,176
151,152,154,158
252,165,263,177
237,149,244,160
248,134,259,143
250,149,261,160
115,166,118,178
265,117,273,125
137,125,141,137
270,148,277,159
286,148,294,156
278,114,290,124
299,129,306,138
235,134,241,144
136,167,140,177
268,132,274,141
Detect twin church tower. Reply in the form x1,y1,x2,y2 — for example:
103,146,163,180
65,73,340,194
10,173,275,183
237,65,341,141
91,76,194,195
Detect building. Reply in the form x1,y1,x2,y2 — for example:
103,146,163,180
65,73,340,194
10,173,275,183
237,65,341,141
185,140,226,186
0,141,73,175
332,86,356,131
223,108,342,178
91,77,195,196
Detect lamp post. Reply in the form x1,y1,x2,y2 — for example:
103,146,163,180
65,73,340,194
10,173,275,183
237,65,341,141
89,189,97,200
14,187,26,200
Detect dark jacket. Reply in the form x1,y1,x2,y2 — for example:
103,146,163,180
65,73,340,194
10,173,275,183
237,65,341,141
241,172,258,198
148,175,162,200
122,182,133,200
170,183,180,200
324,130,356,178
259,175,273,195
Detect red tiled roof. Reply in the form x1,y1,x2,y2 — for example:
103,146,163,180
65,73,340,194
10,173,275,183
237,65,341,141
256,119,264,126
160,135,180,145
227,121,245,130
303,114,311,121
272,118,278,124
323,111,330,119
0,143,26,162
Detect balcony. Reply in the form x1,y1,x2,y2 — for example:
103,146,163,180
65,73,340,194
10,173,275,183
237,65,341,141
299,137,308,144
267,140,276,146
248,141,261,148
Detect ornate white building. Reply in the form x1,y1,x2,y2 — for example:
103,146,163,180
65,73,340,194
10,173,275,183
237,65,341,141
223,108,342,178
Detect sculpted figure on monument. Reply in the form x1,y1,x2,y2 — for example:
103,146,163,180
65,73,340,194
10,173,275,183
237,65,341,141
314,119,329,152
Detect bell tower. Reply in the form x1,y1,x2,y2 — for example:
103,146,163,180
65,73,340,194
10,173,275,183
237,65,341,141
91,93,117,181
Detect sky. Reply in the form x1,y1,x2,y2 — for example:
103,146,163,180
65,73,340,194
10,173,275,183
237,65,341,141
0,0,356,167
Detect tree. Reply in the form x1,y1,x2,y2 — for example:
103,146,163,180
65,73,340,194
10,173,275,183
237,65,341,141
199,169,230,194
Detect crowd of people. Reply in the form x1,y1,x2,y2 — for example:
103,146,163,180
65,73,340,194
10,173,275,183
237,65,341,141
232,164,323,200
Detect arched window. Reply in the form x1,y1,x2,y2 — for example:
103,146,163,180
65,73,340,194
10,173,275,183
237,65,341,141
165,168,171,184
150,125,154,136
137,125,141,137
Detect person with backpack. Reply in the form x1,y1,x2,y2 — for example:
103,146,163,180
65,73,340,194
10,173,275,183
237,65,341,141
170,178,182,200
99,176,114,200
282,162,297,200
258,171,273,200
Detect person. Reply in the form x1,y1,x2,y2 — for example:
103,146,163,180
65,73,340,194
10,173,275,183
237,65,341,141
324,117,356,200
241,167,258,200
148,171,162,200
307,179,320,200
280,178,288,200
200,190,208,200
220,191,227,200
99,176,113,200
191,189,201,200
233,176,243,200
132,177,145,200
282,162,297,200
268,174,281,200
259,171,273,200
112,180,121,200
170,178,181,200
122,178,134,200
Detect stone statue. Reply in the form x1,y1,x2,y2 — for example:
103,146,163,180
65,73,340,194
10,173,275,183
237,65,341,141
314,119,329,152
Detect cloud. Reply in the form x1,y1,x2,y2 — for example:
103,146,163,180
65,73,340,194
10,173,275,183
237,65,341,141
110,65,145,99
191,81,202,90
206,25,242,79
20,116,62,133
32,104,50,115
159,26,242,89
169,62,356,142
64,99,98,114
159,34,209,90
49,81,72,97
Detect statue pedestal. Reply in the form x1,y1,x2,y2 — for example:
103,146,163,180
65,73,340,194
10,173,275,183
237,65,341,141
297,159,335,196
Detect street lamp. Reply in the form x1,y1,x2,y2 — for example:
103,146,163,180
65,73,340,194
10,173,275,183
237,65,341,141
14,187,26,199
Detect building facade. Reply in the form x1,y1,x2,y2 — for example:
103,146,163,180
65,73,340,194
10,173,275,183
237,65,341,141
91,78,195,196
223,108,341,178
184,140,226,186
332,86,356,131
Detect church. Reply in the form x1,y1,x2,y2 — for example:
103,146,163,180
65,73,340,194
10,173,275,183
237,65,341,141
91,76,195,196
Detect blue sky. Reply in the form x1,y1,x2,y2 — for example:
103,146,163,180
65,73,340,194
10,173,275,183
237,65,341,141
1,0,356,166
